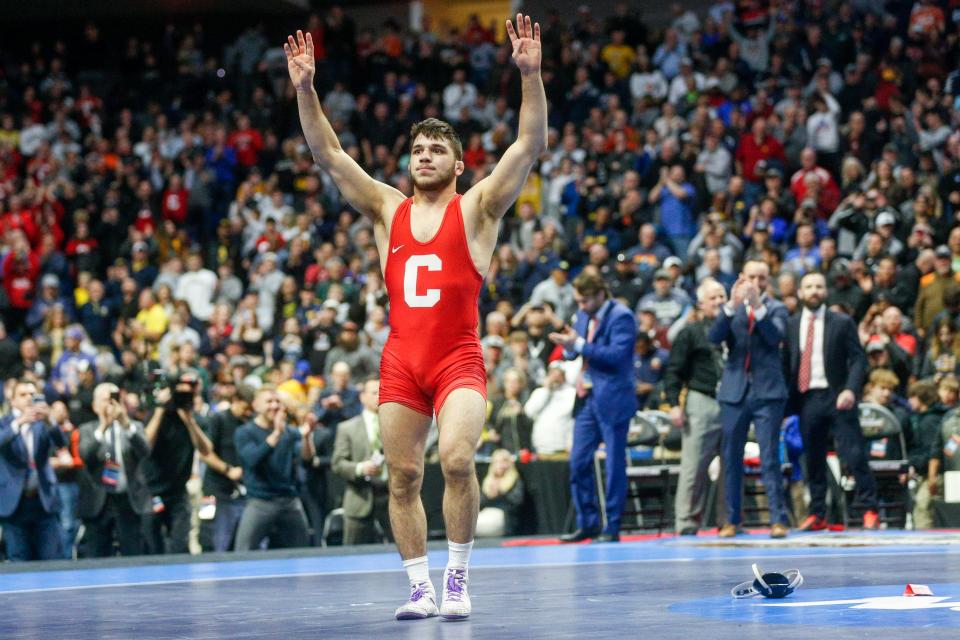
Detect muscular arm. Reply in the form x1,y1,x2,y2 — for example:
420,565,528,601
464,15,547,221
287,31,403,222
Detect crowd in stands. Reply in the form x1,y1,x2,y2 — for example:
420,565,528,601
0,0,959,559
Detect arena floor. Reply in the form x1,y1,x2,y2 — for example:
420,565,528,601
3,531,960,639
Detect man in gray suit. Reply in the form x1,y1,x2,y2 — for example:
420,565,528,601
332,377,393,545
78,383,152,557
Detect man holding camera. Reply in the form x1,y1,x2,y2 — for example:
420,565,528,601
234,386,314,551
0,380,66,560
200,385,254,552
141,372,212,554
78,383,152,556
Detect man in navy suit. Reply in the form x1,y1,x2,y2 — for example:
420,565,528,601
0,379,66,560
550,271,638,543
787,272,879,531
709,260,790,539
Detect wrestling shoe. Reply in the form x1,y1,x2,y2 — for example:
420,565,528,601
394,581,438,620
440,567,471,620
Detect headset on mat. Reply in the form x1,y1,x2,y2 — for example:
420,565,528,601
731,563,804,599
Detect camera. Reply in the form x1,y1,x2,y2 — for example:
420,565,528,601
32,393,46,405
145,368,199,411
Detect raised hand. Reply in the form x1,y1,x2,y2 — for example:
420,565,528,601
506,13,541,76
284,30,315,92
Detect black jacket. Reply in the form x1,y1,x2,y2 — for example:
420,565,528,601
785,308,868,414
663,318,722,406
77,420,152,518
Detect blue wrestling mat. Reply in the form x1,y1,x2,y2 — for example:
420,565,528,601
2,531,958,639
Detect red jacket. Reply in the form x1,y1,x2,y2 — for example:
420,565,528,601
161,188,190,224
1,250,39,309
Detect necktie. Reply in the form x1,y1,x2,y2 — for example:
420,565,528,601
744,305,756,372
22,423,38,491
576,316,599,398
370,413,381,453
798,313,816,393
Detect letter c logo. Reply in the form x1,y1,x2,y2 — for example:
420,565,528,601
404,254,442,308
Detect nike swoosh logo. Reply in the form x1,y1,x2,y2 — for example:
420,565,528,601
391,245,404,254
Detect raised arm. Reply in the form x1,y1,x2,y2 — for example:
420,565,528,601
285,30,403,221
464,14,547,220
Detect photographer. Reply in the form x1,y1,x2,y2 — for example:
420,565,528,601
141,372,212,554
199,385,253,552
0,380,66,560
78,383,151,557
234,386,314,551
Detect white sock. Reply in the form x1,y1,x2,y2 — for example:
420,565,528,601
403,556,432,588
447,540,474,570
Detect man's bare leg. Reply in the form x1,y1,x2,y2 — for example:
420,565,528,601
380,401,434,619
436,388,486,619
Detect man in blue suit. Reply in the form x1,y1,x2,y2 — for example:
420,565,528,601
0,379,66,560
550,271,638,543
708,260,790,539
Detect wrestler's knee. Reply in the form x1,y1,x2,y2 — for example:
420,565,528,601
388,461,423,501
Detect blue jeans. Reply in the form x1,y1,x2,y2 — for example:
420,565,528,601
2,495,63,561
212,496,246,552
56,482,80,559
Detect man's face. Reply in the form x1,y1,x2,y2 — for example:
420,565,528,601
360,379,380,412
653,277,671,296
742,261,769,293
410,134,462,191
799,273,827,310
936,256,952,276
254,390,281,420
11,382,37,413
574,289,606,315
698,283,727,319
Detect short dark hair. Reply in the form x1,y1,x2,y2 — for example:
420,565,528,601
908,380,938,406
410,118,463,160
572,272,609,297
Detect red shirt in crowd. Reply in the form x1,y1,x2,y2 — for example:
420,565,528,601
228,127,264,168
735,133,785,182
162,187,190,224
0,209,38,245
790,166,841,215
65,236,99,260
1,249,39,309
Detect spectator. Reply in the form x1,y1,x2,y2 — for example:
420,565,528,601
331,377,392,545
0,379,65,560
141,372,212,554
233,386,314,550
523,361,575,455
77,383,151,557
906,380,947,529
315,361,361,428
476,449,525,538
485,368,532,454
200,384,254,552
637,269,690,328
649,165,696,259
323,321,380,380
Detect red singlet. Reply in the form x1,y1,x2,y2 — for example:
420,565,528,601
379,194,487,416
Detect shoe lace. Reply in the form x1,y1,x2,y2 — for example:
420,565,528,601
445,568,466,602
409,581,432,603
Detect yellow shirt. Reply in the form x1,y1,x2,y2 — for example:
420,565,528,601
516,173,542,214
136,303,170,339
601,44,636,79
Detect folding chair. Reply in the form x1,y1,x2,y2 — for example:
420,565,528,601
833,402,910,529
595,410,680,534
